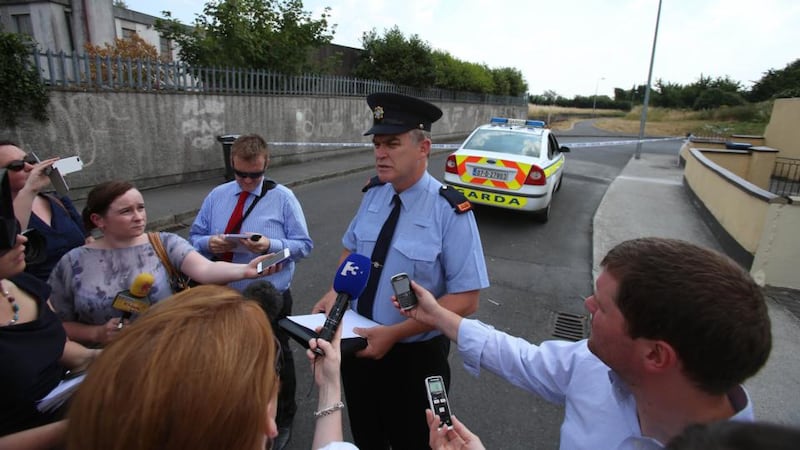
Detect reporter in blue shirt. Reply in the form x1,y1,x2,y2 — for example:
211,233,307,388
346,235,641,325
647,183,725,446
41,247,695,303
400,238,771,450
189,134,312,450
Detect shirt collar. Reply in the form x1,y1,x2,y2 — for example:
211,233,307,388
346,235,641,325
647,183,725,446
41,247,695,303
393,171,433,212
235,179,264,197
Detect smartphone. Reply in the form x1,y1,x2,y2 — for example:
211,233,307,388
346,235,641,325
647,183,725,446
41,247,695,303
223,233,261,242
390,272,418,310
43,156,83,196
52,156,83,175
256,248,291,274
425,375,453,430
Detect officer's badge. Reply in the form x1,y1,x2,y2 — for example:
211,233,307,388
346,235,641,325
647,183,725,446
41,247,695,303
373,106,384,121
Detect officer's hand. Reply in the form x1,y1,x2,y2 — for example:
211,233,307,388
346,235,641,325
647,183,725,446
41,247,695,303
353,325,395,360
312,289,337,314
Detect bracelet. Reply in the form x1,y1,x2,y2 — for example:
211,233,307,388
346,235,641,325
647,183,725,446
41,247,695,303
314,401,344,418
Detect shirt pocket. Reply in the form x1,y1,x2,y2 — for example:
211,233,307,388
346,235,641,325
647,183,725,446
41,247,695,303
393,223,441,287
352,222,380,255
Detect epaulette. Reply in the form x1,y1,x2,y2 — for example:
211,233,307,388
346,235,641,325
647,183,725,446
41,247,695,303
361,176,386,193
439,186,472,214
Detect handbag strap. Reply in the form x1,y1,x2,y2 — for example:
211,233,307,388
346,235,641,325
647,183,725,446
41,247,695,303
148,232,181,281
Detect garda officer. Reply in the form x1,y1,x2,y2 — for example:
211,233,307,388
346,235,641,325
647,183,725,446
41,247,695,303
312,92,490,449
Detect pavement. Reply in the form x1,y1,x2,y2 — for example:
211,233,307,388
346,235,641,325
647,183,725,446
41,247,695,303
76,135,800,426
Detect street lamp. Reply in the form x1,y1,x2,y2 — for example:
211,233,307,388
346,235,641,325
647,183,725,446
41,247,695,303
592,77,605,117
635,0,663,160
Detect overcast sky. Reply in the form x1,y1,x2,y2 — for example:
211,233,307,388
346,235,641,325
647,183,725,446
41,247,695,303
125,0,800,98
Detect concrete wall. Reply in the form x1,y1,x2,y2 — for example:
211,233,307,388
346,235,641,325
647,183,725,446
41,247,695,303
751,197,800,289
684,148,798,289
765,98,800,159
684,149,777,254
680,145,779,191
1,91,525,198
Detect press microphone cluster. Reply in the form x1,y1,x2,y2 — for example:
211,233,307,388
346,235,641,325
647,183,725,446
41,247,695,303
112,273,155,329
314,253,371,355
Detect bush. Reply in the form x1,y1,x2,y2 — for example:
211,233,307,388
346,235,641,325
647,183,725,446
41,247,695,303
692,88,745,110
0,31,49,127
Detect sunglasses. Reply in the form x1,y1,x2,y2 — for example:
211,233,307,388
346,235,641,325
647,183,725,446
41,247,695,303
233,168,265,179
4,154,39,172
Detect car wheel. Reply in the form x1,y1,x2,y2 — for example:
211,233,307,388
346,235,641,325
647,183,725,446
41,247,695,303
534,202,551,223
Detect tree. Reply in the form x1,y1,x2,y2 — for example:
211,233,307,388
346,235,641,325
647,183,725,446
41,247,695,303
84,34,166,85
490,67,527,97
542,90,559,104
354,26,435,88
431,50,493,93
0,30,48,127
748,59,800,102
155,0,335,74
692,88,745,110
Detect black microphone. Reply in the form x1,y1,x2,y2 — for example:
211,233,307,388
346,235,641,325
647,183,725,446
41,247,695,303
111,273,154,329
242,280,284,322
314,253,371,354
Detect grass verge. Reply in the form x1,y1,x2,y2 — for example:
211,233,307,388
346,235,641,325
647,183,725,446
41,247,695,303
529,104,770,137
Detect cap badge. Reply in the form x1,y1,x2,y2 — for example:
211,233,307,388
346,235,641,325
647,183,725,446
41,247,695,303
373,106,384,121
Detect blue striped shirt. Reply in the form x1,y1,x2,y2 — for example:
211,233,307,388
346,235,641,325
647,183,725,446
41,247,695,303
189,179,313,292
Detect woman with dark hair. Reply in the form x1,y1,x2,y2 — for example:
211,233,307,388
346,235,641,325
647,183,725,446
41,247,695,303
0,170,97,448
0,141,90,281
48,180,280,347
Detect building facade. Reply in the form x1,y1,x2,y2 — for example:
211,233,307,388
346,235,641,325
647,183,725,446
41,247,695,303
0,0,178,59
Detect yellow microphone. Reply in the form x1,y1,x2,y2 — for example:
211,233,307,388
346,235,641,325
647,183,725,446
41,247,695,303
112,273,155,329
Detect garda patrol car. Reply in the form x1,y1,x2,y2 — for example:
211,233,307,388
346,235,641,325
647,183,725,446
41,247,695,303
443,117,570,222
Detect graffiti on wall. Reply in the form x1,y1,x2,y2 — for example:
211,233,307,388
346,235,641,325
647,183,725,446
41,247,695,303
181,98,225,149
295,105,366,139
44,94,132,167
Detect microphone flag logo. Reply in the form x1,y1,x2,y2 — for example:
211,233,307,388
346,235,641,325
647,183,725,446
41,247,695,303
341,260,360,277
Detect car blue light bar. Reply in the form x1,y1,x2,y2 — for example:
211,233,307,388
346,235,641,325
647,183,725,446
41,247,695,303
490,117,508,124
526,120,546,127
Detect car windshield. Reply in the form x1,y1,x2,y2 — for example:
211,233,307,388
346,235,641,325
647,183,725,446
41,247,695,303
463,129,541,157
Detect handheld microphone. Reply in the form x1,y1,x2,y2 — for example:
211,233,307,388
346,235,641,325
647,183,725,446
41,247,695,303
315,253,371,354
112,273,155,329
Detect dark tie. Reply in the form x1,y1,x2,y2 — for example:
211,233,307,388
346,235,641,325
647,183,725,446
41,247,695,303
357,194,401,319
221,191,249,262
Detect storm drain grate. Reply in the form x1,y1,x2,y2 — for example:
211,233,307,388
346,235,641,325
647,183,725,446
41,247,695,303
552,312,589,341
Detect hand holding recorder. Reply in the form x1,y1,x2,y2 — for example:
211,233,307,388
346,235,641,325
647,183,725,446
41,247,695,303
426,409,485,450
111,273,155,330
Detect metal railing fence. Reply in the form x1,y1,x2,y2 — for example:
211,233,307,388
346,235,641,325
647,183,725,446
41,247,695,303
29,50,526,106
770,157,800,197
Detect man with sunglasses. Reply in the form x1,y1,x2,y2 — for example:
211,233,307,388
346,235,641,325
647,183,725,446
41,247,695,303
189,133,312,449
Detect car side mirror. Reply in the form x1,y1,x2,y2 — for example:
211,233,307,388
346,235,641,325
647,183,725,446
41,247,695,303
560,146,571,153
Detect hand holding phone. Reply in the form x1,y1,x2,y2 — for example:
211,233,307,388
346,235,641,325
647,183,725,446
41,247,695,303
425,375,453,429
391,273,418,310
256,248,291,274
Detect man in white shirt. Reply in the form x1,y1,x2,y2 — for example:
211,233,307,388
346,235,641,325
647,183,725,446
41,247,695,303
401,237,772,450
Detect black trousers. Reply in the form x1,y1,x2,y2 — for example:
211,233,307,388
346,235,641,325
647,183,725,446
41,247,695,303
274,288,297,429
341,335,451,450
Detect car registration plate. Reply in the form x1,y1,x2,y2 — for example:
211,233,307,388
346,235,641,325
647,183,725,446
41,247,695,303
471,167,508,180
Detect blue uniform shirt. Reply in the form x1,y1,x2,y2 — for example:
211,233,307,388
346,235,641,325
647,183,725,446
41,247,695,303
189,179,313,292
343,171,489,342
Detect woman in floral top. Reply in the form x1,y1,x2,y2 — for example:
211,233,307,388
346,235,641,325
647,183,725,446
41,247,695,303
49,180,278,347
